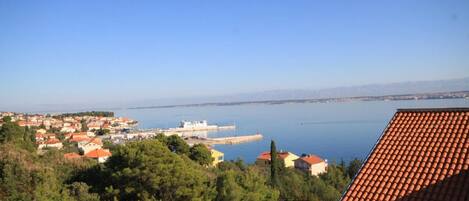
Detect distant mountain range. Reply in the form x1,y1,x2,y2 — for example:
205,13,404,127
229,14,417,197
7,77,469,113
130,77,469,109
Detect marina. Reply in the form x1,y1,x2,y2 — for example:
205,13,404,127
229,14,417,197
103,120,261,146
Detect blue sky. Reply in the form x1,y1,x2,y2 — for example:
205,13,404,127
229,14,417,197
1,0,469,110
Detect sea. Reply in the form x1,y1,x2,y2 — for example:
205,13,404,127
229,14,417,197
113,99,469,164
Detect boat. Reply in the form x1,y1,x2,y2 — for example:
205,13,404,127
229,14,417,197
164,120,236,132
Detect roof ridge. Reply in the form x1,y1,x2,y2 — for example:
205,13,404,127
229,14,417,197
397,107,469,112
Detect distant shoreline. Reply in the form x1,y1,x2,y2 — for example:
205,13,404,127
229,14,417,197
128,90,469,110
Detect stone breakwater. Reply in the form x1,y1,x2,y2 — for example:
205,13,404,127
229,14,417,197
185,134,263,145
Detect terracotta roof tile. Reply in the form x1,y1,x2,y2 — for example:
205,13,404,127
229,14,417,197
341,108,469,201
64,152,81,159
84,148,111,158
256,151,293,161
295,154,325,165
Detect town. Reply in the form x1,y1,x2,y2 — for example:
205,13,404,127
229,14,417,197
0,111,327,174
0,111,139,163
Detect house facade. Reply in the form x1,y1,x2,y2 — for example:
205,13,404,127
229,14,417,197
84,148,112,163
210,148,224,166
294,154,327,176
78,138,103,154
256,151,299,167
38,138,63,150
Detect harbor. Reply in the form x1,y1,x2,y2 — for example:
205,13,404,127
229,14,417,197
104,120,262,146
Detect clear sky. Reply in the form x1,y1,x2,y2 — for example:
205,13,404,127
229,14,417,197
1,0,469,110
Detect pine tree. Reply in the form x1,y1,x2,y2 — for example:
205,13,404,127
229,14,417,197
270,140,279,187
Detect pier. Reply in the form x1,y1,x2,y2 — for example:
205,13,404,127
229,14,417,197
185,134,263,145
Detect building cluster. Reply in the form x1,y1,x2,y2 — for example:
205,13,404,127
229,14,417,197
0,112,137,133
36,130,112,163
256,151,328,176
106,132,158,144
0,111,138,163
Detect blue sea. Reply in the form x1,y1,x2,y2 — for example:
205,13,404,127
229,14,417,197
113,99,469,163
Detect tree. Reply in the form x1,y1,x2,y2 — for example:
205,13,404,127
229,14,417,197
67,182,100,201
2,116,12,123
95,128,110,136
189,144,213,166
0,122,35,152
166,135,190,155
216,168,279,201
347,158,362,179
0,144,87,201
39,123,46,129
102,140,213,200
270,140,280,187
319,165,350,193
215,170,243,201
80,120,88,132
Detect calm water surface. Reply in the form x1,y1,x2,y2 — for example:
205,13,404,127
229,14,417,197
113,99,469,163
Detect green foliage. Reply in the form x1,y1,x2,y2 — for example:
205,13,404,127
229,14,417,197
217,159,247,172
80,120,88,132
346,158,362,179
1,116,12,123
48,127,62,134
95,128,110,136
0,121,360,201
101,140,213,201
319,164,351,193
0,122,35,152
270,140,280,187
0,144,97,201
68,182,100,201
102,140,118,152
216,168,279,201
55,111,114,118
189,144,213,166
160,135,190,155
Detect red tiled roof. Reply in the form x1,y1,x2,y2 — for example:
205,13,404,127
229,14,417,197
86,137,103,146
296,155,324,165
257,151,291,161
69,134,90,142
341,108,469,201
85,148,111,158
64,152,81,159
45,138,61,144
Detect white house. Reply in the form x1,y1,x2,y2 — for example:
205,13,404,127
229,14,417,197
256,151,300,168
294,154,328,176
38,138,63,150
78,138,103,154
84,148,112,163
61,126,76,133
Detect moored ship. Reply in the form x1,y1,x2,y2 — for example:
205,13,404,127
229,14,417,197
165,120,235,132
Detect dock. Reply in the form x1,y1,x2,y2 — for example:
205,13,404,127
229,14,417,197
185,134,263,145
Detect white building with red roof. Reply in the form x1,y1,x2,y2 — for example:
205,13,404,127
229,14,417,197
78,137,103,154
37,138,63,150
84,148,112,163
294,154,328,176
256,151,299,167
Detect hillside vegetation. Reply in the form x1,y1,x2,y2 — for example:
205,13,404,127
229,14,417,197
0,120,361,201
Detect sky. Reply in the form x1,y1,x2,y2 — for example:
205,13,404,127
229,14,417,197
1,0,469,110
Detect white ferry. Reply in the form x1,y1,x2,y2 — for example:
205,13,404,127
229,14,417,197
165,120,235,132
